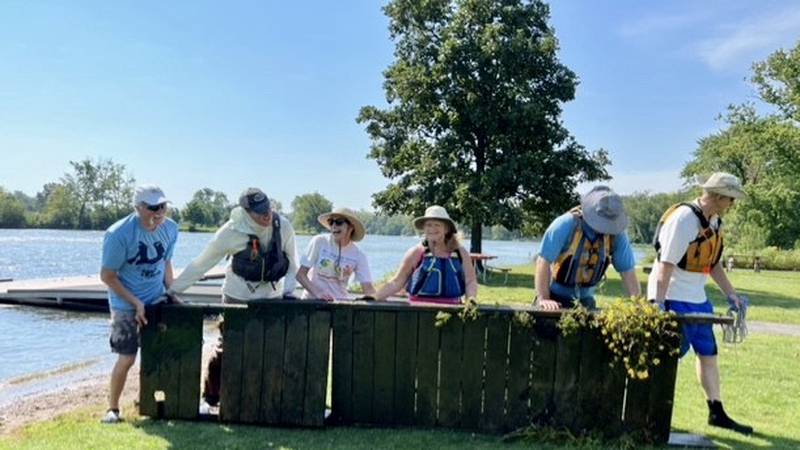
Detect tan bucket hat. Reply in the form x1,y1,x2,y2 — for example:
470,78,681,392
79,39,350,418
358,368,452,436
318,208,366,241
413,205,457,232
700,172,746,199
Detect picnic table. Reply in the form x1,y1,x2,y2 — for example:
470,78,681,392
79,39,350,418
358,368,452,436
469,253,497,282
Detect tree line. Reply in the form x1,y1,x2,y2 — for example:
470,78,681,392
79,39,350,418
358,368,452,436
0,161,525,240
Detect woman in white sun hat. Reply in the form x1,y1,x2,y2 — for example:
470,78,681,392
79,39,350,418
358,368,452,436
296,207,376,301
372,205,478,304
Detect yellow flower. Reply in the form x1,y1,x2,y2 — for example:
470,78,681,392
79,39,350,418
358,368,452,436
637,370,649,380
653,358,661,366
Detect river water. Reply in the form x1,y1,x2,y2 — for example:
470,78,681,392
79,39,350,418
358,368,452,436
0,229,544,388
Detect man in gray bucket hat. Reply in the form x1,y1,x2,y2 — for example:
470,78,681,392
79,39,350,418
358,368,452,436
534,185,640,310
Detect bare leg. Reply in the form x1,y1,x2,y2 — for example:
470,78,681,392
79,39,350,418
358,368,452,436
109,354,136,410
696,355,721,400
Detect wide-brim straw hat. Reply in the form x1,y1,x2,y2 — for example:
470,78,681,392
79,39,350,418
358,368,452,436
318,207,366,242
580,185,628,235
413,205,456,232
699,172,746,199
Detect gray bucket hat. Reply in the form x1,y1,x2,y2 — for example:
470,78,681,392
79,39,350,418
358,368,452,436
580,186,628,235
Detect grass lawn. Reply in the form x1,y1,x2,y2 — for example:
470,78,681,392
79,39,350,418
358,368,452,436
2,265,798,449
478,264,800,325
2,330,797,450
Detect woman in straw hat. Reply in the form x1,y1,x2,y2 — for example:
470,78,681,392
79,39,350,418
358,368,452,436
371,205,477,304
296,207,375,301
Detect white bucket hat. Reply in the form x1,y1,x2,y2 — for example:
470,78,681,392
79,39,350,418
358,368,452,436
700,172,746,199
413,205,457,232
580,186,628,235
318,207,366,242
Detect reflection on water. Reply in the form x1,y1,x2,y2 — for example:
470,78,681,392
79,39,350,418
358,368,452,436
0,306,110,382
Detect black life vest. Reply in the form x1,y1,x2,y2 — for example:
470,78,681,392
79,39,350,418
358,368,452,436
653,202,723,274
231,215,290,283
551,207,614,288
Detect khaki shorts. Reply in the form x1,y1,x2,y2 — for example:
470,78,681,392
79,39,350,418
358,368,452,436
109,310,140,355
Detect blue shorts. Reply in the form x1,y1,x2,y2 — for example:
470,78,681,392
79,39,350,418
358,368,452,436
664,299,717,357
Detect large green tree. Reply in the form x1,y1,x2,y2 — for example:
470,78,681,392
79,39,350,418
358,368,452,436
60,158,135,229
683,105,800,249
0,188,27,228
183,188,231,227
623,190,695,244
684,40,800,250
291,193,332,235
358,0,609,252
752,40,800,122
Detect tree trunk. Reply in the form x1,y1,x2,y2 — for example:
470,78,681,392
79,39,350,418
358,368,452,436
470,221,483,270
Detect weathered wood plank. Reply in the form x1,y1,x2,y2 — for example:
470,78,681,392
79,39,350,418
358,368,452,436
481,314,509,432
460,315,487,430
415,311,439,427
551,331,582,430
139,307,161,418
238,312,266,423
393,311,418,426
574,328,608,433
259,305,287,424
530,319,558,425
351,309,375,423
438,318,464,428
280,307,310,425
596,360,626,439
219,308,246,422
174,307,203,420
372,311,397,425
331,308,354,424
506,320,533,431
624,376,651,434
303,308,331,427
648,354,680,444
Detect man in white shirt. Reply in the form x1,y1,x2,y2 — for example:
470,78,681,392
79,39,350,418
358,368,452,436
647,172,752,435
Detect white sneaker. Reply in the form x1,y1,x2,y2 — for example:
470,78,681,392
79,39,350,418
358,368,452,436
199,401,211,415
101,409,122,424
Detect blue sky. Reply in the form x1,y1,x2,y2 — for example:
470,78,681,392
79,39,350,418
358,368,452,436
1,1,798,210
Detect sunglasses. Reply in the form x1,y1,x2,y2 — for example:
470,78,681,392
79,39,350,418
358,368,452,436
144,203,167,212
328,218,349,226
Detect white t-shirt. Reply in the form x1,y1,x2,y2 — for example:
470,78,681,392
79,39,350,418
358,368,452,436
646,202,721,303
300,234,372,300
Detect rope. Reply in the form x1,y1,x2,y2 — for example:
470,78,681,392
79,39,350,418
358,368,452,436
722,294,748,344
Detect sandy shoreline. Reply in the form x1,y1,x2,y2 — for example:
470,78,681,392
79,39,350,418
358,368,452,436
0,322,219,437
0,363,140,436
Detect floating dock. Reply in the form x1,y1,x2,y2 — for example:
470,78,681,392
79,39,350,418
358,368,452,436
0,267,227,312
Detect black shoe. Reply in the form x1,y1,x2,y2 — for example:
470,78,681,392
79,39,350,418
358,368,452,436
707,400,753,435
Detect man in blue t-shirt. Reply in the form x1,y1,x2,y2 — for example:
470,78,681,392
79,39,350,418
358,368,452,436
100,185,178,423
535,186,640,309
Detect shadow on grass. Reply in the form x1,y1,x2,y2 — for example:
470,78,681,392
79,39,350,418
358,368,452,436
133,419,545,449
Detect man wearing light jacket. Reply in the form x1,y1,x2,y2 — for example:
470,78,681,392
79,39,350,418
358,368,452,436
169,187,298,300
168,187,298,409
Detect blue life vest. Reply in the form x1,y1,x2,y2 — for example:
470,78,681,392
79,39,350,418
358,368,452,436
406,246,466,299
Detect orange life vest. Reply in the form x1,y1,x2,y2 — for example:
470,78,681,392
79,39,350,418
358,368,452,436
653,202,723,274
551,208,614,288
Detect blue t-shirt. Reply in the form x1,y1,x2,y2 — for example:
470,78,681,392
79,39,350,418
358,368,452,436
538,212,635,302
102,213,178,311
